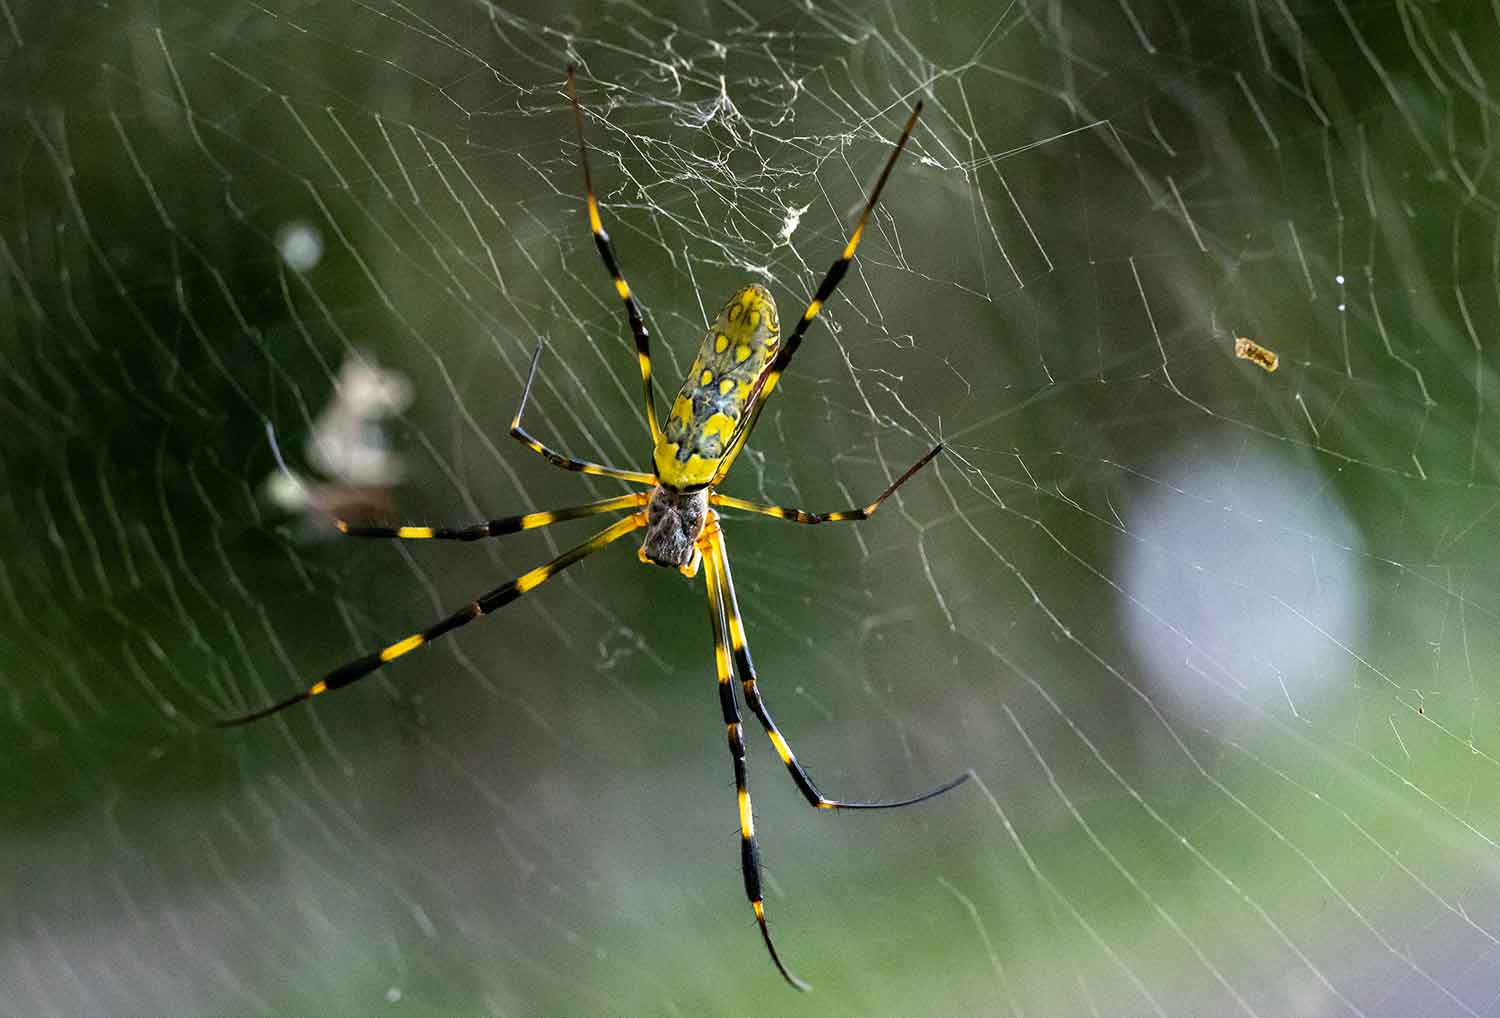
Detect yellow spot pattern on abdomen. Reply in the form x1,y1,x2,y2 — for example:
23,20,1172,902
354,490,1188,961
655,284,782,488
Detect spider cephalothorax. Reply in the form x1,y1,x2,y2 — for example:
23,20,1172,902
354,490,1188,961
221,66,967,992
639,485,709,575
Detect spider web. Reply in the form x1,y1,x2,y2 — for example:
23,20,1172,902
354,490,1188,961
3,0,1498,1014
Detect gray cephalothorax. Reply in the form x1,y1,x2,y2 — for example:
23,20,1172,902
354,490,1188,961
639,485,709,573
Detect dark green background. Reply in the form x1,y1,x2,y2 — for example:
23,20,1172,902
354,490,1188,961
3,1,1498,1015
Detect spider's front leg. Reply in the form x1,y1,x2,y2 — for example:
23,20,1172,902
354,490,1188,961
707,526,970,811
217,512,646,726
701,522,809,992
337,492,647,541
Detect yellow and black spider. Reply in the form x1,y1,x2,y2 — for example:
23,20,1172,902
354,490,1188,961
221,67,969,989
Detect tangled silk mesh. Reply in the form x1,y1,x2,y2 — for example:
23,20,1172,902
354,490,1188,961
3,1,1500,1015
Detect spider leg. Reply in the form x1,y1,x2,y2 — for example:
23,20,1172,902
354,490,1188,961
337,492,647,541
216,511,646,726
711,444,942,525
509,342,656,486
567,66,665,449
702,523,810,992
710,101,925,487
708,526,970,811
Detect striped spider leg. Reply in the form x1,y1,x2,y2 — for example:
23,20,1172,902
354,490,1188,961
566,67,664,449
508,341,656,485
700,516,968,990
216,508,647,727
706,98,926,488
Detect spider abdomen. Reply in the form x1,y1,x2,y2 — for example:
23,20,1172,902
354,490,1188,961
654,285,780,488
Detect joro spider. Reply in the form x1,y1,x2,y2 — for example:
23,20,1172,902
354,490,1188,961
221,67,969,990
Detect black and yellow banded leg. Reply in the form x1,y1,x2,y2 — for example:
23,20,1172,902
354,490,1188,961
702,529,809,992
567,66,664,449
709,528,970,811
710,102,925,487
711,444,943,525
510,343,656,486
337,492,647,542
217,512,646,727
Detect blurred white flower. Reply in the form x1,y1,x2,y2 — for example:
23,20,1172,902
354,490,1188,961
263,351,413,534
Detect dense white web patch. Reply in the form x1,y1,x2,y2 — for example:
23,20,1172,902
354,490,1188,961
2,1,1499,1015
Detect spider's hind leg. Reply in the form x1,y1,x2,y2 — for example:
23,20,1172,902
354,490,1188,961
567,66,665,449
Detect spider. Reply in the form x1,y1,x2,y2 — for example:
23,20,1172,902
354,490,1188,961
221,67,969,990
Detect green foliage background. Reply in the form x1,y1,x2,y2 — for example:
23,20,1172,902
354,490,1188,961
2,1,1498,1015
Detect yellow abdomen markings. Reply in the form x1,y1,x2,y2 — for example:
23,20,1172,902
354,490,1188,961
655,285,781,488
